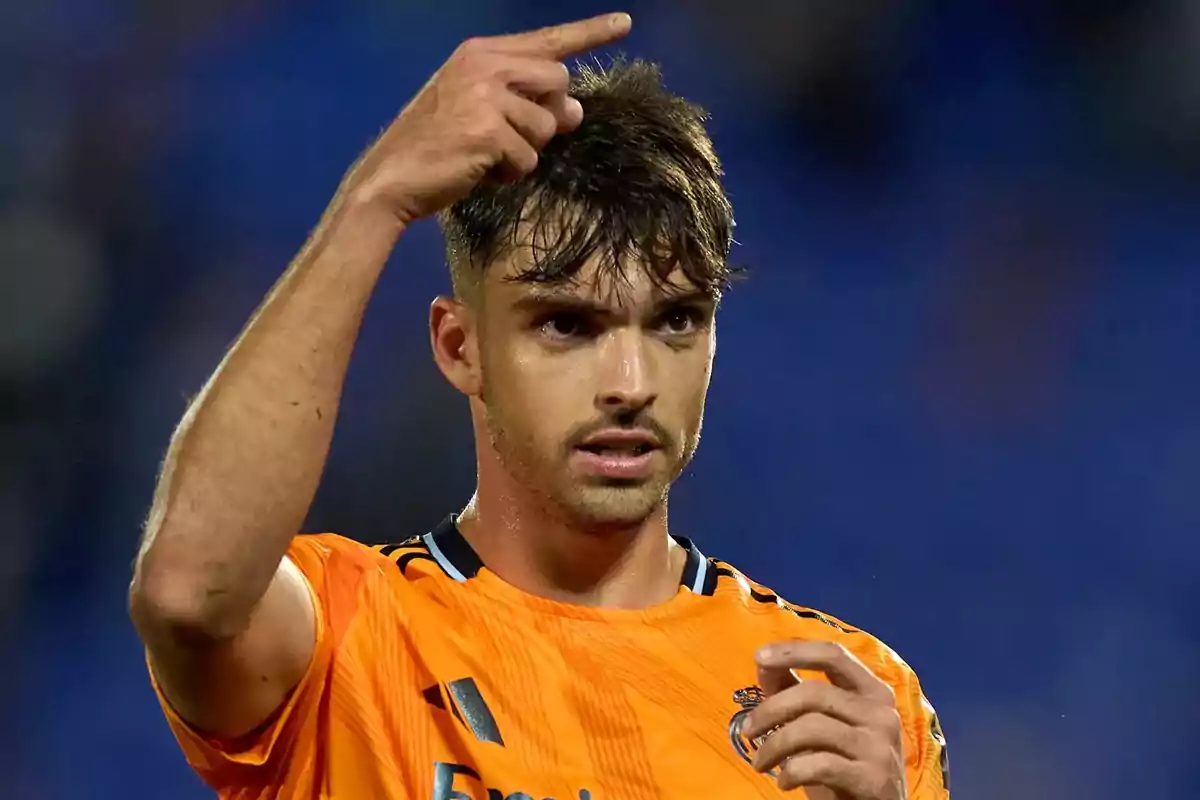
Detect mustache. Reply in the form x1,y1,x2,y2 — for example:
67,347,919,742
565,413,676,452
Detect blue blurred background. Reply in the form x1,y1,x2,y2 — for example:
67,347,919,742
3,1,1199,797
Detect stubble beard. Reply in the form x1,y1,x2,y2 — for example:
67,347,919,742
485,412,677,532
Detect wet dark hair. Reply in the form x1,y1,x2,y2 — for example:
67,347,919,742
438,58,736,301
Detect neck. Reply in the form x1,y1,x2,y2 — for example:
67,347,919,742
455,489,686,610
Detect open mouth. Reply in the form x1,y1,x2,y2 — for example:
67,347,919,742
577,443,656,456
573,430,661,479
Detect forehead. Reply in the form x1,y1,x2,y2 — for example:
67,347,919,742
483,245,710,312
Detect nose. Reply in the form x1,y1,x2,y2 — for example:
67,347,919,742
595,328,656,415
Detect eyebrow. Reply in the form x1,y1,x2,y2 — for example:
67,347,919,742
510,288,717,317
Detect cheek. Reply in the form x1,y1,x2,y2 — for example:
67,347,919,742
668,347,714,406
486,342,578,439
667,356,713,446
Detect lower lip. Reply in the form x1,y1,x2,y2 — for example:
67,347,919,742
573,449,658,479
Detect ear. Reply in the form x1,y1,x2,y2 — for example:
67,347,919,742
429,296,482,397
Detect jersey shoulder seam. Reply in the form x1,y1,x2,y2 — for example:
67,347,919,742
710,559,862,634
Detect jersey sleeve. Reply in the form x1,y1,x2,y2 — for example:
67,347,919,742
822,634,950,798
720,565,950,797
866,644,949,800
146,533,376,790
903,668,951,799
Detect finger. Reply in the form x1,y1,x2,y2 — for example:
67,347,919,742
742,681,875,740
755,648,832,697
757,641,891,699
488,55,581,133
751,713,866,774
498,93,559,151
756,657,801,698
777,751,874,794
491,122,540,182
539,92,584,133
493,54,571,98
497,12,632,60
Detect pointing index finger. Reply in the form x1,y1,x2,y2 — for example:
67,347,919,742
501,12,632,60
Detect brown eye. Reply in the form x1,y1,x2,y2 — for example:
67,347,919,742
660,308,698,335
540,313,586,340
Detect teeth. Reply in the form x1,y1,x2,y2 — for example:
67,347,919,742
586,444,649,455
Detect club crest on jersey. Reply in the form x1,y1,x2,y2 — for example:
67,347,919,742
728,687,781,778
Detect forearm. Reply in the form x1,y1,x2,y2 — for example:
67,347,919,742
132,191,401,639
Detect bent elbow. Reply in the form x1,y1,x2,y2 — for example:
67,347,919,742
128,565,243,645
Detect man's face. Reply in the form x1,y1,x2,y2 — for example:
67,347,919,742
473,251,718,529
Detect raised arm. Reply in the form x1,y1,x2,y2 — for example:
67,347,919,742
128,12,632,740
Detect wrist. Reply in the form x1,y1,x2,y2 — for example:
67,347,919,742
336,185,409,243
292,187,406,286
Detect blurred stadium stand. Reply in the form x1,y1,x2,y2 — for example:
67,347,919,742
2,1,1197,797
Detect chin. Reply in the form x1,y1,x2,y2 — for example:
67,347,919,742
559,483,666,531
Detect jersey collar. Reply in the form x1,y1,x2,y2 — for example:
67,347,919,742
423,514,717,596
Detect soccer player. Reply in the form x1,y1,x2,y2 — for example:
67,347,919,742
130,12,949,800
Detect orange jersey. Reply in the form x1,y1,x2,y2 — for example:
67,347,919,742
150,517,950,799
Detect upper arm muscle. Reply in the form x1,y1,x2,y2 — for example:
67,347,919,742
146,556,317,739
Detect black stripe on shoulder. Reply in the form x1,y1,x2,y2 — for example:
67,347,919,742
713,564,857,634
787,606,858,634
372,534,424,557
397,551,438,576
372,536,435,577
